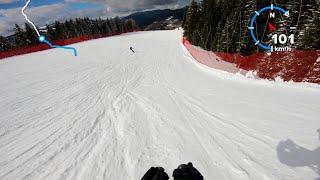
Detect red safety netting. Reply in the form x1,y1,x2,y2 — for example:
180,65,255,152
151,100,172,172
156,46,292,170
0,31,137,59
182,37,320,84
182,37,244,74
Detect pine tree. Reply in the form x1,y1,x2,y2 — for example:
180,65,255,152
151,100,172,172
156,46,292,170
13,24,26,47
2,16,135,51
183,0,200,45
198,0,217,50
106,18,113,33
114,16,122,33
182,0,319,55
24,23,37,45
238,0,256,55
302,6,320,49
54,21,64,39
213,0,240,52
124,19,136,32
0,36,11,51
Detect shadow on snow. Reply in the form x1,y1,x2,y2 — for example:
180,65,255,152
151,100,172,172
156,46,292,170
277,129,320,179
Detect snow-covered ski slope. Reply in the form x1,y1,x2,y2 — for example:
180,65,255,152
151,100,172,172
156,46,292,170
0,30,320,180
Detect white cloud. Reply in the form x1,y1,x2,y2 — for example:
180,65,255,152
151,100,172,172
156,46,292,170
0,3,107,35
0,0,190,36
65,0,189,12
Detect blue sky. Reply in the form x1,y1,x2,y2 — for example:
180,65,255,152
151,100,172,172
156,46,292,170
1,0,63,9
0,0,190,35
0,0,99,10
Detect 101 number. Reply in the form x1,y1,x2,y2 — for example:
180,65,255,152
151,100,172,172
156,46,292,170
272,34,294,45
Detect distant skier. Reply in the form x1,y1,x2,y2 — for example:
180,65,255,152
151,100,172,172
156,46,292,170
130,46,135,53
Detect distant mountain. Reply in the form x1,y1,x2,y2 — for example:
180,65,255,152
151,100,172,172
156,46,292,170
122,8,187,30
144,17,182,31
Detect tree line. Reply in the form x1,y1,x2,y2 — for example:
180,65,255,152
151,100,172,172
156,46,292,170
0,17,137,51
182,0,320,55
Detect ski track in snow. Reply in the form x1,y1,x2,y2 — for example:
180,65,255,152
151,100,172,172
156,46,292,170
0,30,320,180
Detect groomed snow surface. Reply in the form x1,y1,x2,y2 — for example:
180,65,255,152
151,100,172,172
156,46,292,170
0,30,320,180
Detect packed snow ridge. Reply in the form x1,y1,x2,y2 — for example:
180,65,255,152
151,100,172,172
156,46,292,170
0,30,319,180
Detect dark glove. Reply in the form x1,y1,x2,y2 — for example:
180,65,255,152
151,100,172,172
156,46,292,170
141,167,169,180
173,162,203,180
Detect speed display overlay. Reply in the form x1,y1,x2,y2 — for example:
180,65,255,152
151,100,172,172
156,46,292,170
249,4,296,54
